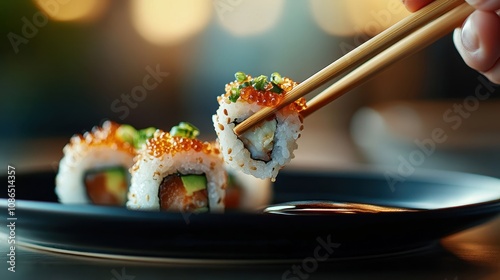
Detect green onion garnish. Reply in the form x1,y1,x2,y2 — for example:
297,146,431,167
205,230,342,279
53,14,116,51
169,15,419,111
270,72,283,84
238,81,251,89
116,124,137,145
270,83,284,94
252,75,268,91
229,87,240,102
235,71,247,83
170,122,200,139
117,125,156,149
136,127,156,148
230,72,286,99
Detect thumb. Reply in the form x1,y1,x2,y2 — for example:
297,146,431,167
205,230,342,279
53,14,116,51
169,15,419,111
402,0,434,12
453,10,500,83
465,0,500,11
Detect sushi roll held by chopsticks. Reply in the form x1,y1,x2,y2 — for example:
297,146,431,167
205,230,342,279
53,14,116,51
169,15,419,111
127,122,226,213
213,72,306,180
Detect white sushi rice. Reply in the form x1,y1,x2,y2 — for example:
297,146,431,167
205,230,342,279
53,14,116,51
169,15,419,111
55,138,134,204
126,141,226,212
213,99,303,180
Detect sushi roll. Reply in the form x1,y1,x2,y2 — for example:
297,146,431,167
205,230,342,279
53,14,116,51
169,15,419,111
213,71,307,180
127,122,226,213
55,121,155,206
224,166,272,211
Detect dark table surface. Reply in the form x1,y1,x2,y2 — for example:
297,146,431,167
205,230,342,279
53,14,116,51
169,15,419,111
1,214,499,280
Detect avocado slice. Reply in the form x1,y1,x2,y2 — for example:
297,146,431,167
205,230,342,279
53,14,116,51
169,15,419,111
84,167,128,205
105,168,128,196
181,174,207,196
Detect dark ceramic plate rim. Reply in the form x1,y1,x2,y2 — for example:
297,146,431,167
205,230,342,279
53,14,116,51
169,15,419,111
1,168,500,262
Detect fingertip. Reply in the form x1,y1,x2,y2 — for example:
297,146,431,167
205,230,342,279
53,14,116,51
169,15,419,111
453,26,467,59
403,0,435,12
454,20,500,85
465,0,500,11
482,60,500,85
453,11,500,73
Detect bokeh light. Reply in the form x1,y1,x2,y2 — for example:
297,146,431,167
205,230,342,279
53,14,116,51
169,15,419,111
215,0,285,36
309,0,355,37
310,0,410,37
34,0,109,22
130,0,212,45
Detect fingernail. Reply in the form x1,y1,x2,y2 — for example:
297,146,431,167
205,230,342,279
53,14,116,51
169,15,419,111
461,18,479,51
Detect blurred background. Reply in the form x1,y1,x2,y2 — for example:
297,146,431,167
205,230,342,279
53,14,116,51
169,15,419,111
1,0,499,178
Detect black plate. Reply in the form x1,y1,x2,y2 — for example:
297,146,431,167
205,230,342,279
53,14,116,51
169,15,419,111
1,169,500,262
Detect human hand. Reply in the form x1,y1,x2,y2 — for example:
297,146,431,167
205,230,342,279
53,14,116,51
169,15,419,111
403,0,500,84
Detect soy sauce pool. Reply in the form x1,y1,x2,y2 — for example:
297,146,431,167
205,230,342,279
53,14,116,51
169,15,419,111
262,201,421,215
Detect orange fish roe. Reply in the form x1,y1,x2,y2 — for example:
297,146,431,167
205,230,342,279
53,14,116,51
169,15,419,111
145,130,220,158
223,75,307,112
67,121,135,155
289,97,307,112
239,87,283,107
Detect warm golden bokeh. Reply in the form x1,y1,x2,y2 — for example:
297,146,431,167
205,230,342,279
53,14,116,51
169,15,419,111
310,0,410,37
214,0,285,36
130,0,212,45
34,0,109,22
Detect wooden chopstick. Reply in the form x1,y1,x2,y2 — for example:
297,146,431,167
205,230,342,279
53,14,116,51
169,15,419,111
233,0,466,136
301,2,473,118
